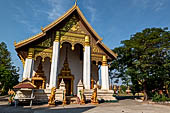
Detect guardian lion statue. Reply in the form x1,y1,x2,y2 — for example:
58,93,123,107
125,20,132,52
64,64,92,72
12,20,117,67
48,87,56,105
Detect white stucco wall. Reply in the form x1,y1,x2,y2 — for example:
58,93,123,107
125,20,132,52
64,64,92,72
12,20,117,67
91,63,99,83
58,43,83,95
43,58,51,87
32,57,41,78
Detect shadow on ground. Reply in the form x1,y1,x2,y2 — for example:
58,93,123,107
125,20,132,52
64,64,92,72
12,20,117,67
0,104,96,113
115,96,142,100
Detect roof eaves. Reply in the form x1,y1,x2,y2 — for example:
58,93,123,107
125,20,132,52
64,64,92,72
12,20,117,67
99,41,118,59
15,32,45,49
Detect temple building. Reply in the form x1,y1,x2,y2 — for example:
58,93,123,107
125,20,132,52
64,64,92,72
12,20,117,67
14,2,117,101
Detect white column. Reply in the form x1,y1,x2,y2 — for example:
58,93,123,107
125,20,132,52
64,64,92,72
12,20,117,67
101,56,109,90
23,59,34,79
83,36,91,89
49,31,60,88
23,48,34,80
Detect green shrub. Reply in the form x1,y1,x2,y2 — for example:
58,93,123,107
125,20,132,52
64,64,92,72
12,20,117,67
152,93,170,102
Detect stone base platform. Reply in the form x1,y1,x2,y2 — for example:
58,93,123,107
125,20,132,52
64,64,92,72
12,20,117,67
16,89,117,103
84,89,117,101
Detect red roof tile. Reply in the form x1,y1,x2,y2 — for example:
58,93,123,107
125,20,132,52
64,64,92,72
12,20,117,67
13,82,36,89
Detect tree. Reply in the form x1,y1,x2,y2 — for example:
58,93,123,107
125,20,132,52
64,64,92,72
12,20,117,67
111,28,170,100
0,42,19,95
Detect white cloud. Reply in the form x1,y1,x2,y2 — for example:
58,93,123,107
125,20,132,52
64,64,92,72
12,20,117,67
131,0,166,11
86,5,96,23
11,0,73,34
132,0,149,7
12,6,40,34
20,20,39,34
83,0,97,23
153,1,164,12
43,0,72,21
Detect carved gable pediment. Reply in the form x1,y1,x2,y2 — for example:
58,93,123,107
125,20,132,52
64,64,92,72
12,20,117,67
60,14,86,34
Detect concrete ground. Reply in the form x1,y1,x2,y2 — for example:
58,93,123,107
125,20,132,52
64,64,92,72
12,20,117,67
0,99,170,113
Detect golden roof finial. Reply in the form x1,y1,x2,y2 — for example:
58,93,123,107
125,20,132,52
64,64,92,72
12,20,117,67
41,26,44,33
75,0,78,6
14,41,17,46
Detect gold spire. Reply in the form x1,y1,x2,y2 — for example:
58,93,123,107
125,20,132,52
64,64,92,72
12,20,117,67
60,47,71,74
75,0,78,6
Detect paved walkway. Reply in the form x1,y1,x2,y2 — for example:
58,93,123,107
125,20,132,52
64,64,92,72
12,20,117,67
0,99,170,113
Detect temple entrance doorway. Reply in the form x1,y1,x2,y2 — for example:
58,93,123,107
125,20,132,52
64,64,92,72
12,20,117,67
57,46,74,96
58,78,73,96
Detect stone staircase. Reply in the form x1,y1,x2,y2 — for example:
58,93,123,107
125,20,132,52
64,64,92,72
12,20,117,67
0,95,9,101
84,89,117,101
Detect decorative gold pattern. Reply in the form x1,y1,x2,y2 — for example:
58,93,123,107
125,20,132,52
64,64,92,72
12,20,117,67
37,38,52,47
60,31,85,38
85,36,90,46
27,48,34,59
34,48,52,52
60,35,85,48
92,43,102,53
34,51,52,62
55,31,60,42
91,54,103,64
102,56,108,66
60,15,85,34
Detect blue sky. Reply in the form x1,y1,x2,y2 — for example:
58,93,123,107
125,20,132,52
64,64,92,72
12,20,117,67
0,0,170,79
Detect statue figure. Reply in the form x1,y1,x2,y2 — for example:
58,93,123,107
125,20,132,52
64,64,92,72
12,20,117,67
118,86,121,94
91,85,98,104
62,89,67,105
114,85,117,94
48,87,56,105
80,89,85,104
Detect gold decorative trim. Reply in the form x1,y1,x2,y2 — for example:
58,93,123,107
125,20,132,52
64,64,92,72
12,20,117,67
55,31,60,42
34,51,52,62
27,48,34,59
60,31,85,38
34,48,52,53
85,36,90,46
91,54,103,64
102,56,108,66
37,38,52,47
92,42,102,53
60,35,85,48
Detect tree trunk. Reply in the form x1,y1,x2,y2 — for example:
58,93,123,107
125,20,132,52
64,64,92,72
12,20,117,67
143,81,148,101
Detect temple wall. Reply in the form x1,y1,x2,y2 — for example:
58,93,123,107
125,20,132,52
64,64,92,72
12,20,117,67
91,63,99,83
58,43,83,95
32,57,40,78
43,58,51,87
